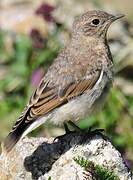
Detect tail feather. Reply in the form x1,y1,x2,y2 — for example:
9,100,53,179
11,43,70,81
3,105,49,153
3,120,31,153
3,132,22,153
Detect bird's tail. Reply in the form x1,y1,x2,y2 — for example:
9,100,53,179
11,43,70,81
3,119,31,153
3,106,48,153
3,107,33,153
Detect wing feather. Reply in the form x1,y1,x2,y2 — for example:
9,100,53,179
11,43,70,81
31,70,101,116
10,70,101,127
4,70,102,152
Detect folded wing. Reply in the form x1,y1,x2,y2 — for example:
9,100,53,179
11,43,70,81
4,70,101,152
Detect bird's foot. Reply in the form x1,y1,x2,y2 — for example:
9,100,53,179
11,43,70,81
87,128,105,136
54,121,105,142
54,121,81,142
68,121,104,134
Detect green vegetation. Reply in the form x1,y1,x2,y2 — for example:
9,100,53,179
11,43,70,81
74,156,119,180
0,29,60,139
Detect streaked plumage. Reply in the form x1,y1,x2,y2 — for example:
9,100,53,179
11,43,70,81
3,10,124,152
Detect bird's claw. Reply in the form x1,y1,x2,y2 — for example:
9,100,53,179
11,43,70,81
54,121,105,142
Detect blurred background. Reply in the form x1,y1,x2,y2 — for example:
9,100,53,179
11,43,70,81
0,0,133,170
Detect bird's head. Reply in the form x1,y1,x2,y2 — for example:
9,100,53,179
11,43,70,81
72,10,124,40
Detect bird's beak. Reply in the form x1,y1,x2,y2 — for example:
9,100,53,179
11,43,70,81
103,13,125,36
110,14,125,22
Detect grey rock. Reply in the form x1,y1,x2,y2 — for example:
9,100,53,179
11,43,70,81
0,132,132,180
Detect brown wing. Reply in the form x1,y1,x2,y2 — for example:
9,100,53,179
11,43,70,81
11,70,101,129
4,70,101,152
29,70,101,118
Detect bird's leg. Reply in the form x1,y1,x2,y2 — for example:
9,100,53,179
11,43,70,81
63,122,71,134
53,122,72,142
68,121,105,136
54,120,85,142
67,121,104,133
54,121,105,142
67,121,82,132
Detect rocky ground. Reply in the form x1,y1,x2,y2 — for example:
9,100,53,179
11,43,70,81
0,131,132,180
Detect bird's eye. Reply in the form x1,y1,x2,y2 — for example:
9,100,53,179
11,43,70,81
91,19,100,26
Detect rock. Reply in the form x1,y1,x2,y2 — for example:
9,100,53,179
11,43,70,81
0,131,132,180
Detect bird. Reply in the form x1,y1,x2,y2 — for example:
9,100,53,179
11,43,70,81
3,10,124,153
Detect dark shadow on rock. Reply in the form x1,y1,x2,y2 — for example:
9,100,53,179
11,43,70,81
24,130,108,180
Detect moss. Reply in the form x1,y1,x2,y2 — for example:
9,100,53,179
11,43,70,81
73,156,119,180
